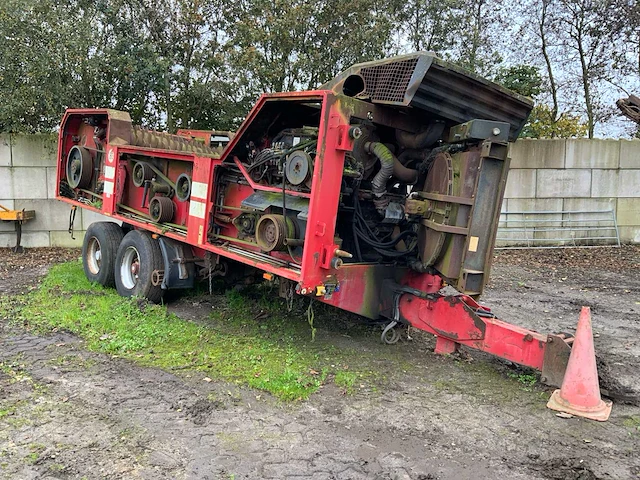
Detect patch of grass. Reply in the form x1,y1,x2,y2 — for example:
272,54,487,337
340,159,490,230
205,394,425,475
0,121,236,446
1,261,385,401
507,372,538,392
24,443,45,465
0,404,17,420
432,379,463,393
48,463,65,473
623,415,640,435
334,370,358,394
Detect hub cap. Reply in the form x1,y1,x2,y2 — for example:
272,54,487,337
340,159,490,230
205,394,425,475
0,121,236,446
86,237,102,275
120,246,140,290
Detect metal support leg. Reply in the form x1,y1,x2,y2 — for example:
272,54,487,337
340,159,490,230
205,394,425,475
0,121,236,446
12,221,24,253
434,336,459,355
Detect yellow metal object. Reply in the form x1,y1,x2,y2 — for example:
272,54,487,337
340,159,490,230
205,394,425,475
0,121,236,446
315,285,326,296
0,204,35,222
0,203,36,253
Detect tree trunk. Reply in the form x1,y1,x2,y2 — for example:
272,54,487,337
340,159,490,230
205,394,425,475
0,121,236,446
539,0,559,136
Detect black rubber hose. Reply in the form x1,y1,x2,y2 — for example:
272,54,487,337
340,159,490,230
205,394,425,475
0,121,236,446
395,122,445,150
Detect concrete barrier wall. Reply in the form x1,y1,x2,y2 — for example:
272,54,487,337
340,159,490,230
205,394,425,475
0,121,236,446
0,134,110,248
0,135,639,247
505,138,640,244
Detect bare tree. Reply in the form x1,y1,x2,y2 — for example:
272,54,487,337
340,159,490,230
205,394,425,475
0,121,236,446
555,0,613,138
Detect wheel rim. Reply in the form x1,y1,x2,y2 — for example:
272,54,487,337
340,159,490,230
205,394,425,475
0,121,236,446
120,246,140,290
86,237,102,275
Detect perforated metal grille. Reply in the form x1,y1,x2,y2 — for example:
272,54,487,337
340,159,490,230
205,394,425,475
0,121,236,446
360,58,418,103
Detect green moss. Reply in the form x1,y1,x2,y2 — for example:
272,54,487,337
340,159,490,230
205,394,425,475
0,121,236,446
623,416,640,435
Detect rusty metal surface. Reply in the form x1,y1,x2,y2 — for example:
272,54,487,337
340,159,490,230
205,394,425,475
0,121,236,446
541,334,572,388
418,152,452,266
130,126,221,156
432,148,481,281
322,53,533,141
617,95,640,124
456,141,510,296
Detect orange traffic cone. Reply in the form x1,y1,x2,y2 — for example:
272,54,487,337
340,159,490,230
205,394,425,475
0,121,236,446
547,306,612,421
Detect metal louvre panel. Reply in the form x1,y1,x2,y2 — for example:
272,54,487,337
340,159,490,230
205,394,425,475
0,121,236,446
360,58,419,103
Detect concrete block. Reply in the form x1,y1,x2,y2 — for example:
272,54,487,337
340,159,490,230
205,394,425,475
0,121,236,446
563,197,617,213
619,170,640,197
565,138,620,169
46,167,58,199
509,139,565,169
0,231,49,248
592,169,640,198
536,169,591,198
0,167,12,198
504,198,563,229
0,200,17,232
591,170,618,197
617,198,640,226
0,167,48,199
507,198,563,212
81,209,121,230
620,139,640,169
0,199,14,210
0,134,11,167
498,198,563,244
10,133,57,167
50,230,84,248
562,198,618,244
504,169,536,198
14,199,75,231
619,226,640,243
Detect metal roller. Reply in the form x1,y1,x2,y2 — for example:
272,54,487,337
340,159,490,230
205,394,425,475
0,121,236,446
66,146,93,189
132,162,153,187
149,196,175,223
130,126,219,156
175,173,192,202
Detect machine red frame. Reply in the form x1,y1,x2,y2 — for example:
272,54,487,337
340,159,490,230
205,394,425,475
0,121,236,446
56,91,571,387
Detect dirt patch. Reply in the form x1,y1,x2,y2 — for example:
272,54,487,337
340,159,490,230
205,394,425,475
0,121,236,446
0,247,80,296
488,245,640,398
1,247,639,479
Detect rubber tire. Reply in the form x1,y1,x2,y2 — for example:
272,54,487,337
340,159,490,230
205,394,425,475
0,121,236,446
114,230,164,303
82,222,124,287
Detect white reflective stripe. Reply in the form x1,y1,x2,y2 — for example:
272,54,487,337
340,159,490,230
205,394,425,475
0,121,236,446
189,200,206,219
191,181,208,200
104,166,115,180
103,181,114,195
